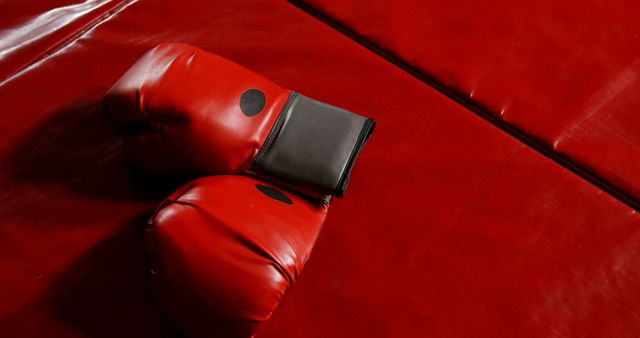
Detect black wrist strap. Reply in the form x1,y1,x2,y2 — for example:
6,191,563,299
253,92,375,198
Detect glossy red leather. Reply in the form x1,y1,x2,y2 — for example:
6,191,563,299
148,175,327,338
103,42,289,175
300,0,640,203
1,0,640,337
0,0,131,83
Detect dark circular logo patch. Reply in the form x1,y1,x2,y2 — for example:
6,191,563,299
240,89,266,116
255,184,293,205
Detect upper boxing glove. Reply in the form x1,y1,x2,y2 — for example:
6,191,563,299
147,175,327,338
102,42,375,199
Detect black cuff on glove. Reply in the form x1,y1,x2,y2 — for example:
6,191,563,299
253,92,375,199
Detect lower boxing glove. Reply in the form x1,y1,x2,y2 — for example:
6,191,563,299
103,42,375,199
146,175,327,338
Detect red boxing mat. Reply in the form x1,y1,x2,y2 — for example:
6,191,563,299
300,0,640,207
1,0,639,337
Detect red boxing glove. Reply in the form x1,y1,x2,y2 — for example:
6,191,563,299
103,43,375,199
147,175,327,338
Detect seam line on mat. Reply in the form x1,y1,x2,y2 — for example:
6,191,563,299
288,0,640,211
0,0,138,87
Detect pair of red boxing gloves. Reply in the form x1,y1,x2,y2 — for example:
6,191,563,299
103,43,375,338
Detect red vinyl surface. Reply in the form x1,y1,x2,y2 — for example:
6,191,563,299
1,0,640,337
0,0,130,83
300,0,640,205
